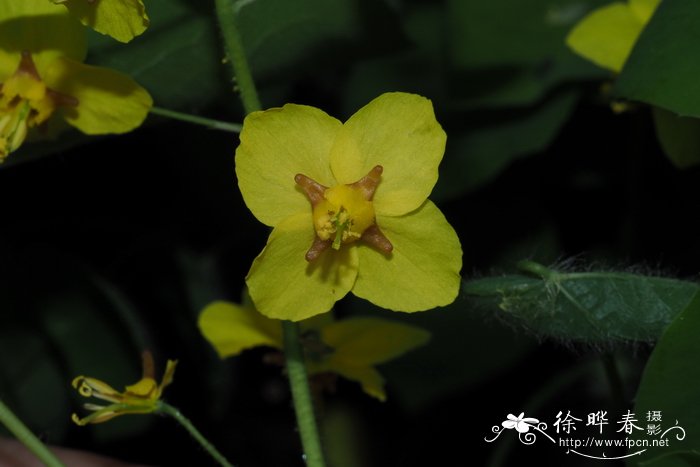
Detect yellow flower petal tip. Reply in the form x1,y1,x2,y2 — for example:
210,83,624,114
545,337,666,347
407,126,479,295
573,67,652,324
51,0,149,43
236,92,462,321
0,1,152,162
199,298,430,401
566,0,662,73
71,351,177,425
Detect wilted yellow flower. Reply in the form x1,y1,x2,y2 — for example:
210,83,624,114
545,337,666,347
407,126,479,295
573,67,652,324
199,300,430,401
72,351,177,425
50,0,149,43
236,92,462,321
566,0,661,72
0,0,152,162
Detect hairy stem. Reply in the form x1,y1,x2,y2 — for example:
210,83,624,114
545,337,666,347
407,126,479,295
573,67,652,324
283,321,327,467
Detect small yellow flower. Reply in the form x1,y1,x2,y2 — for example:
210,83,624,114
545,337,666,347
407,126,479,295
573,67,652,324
72,351,177,425
566,0,661,72
198,300,430,401
50,0,149,43
236,92,462,321
0,0,152,162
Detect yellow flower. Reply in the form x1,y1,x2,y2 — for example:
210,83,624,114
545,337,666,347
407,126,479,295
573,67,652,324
0,0,152,162
566,0,661,73
50,0,149,43
198,300,430,401
236,92,462,321
72,351,177,425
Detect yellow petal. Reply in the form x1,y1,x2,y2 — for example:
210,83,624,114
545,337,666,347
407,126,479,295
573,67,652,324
54,0,149,43
159,360,178,393
352,201,461,311
629,0,662,23
321,317,430,366
125,377,158,399
565,3,644,73
198,301,283,358
246,212,359,321
0,0,86,79
329,92,446,216
43,57,152,134
236,104,341,227
324,363,387,401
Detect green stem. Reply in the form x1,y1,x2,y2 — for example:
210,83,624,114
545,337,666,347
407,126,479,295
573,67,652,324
150,107,242,132
214,0,262,114
283,321,327,467
158,402,235,467
0,398,66,467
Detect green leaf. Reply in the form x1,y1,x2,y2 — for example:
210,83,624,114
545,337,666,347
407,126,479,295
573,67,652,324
616,0,700,117
631,292,700,465
463,261,700,342
87,1,226,110
434,90,578,199
447,0,607,107
651,107,700,169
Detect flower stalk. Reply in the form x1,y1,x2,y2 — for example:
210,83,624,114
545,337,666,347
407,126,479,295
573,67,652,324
0,398,66,467
214,0,262,113
213,1,328,464
149,107,242,133
157,402,235,467
283,321,327,467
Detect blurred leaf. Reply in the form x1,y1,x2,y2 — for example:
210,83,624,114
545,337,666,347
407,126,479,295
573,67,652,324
463,261,700,342
616,1,700,117
237,0,404,83
88,0,227,110
651,107,700,169
342,4,445,114
447,0,606,108
0,246,148,442
0,330,70,441
631,292,700,465
435,90,578,199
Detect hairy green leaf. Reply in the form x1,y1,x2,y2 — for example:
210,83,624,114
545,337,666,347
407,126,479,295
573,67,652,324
463,261,699,342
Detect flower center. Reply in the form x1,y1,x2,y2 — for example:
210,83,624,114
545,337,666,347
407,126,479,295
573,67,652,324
313,184,375,249
0,51,78,162
296,165,393,261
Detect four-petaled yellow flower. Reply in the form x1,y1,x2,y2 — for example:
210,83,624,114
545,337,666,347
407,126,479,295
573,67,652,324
198,300,430,401
236,92,462,321
72,351,177,425
0,0,152,162
566,0,661,73
50,0,149,43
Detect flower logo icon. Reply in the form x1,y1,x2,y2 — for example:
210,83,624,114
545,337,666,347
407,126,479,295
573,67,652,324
502,413,540,433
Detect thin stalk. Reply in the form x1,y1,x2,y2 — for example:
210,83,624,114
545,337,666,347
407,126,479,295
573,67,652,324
149,107,242,132
214,0,262,113
283,321,327,467
158,402,235,467
0,398,65,467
